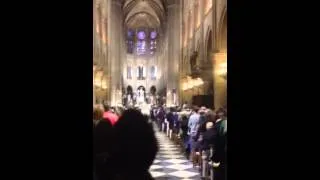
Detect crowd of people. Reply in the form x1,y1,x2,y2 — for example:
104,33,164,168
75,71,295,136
93,102,227,180
150,104,227,180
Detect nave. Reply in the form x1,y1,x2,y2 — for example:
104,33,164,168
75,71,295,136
150,126,200,180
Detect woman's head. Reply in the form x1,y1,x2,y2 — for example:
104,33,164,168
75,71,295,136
206,110,216,122
93,105,104,121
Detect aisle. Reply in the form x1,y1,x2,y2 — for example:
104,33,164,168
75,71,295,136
149,127,200,179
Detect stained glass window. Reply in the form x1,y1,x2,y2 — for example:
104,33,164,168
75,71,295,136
127,29,134,54
126,29,158,56
150,31,157,39
137,31,146,40
136,31,147,55
137,40,147,55
150,40,156,54
150,31,157,54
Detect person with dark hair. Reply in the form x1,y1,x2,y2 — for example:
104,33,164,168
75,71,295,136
173,108,180,135
103,104,119,125
166,107,175,138
197,106,207,134
212,110,227,180
109,109,158,180
180,114,190,158
93,106,113,180
156,105,165,131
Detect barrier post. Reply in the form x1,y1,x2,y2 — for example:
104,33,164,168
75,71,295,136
166,122,170,137
209,147,214,180
201,150,207,179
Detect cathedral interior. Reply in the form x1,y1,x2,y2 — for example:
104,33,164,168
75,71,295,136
93,1,227,179
93,0,227,109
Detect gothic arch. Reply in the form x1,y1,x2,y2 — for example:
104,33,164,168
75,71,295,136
205,29,214,95
204,26,213,62
218,6,227,51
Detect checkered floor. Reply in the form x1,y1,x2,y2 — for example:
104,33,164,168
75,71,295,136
149,127,200,179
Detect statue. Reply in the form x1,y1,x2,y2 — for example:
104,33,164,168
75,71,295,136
137,88,145,104
190,51,198,72
127,94,133,106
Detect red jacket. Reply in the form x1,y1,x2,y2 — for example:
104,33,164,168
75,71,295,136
103,111,119,126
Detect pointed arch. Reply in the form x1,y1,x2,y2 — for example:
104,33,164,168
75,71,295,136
204,26,213,63
218,6,227,51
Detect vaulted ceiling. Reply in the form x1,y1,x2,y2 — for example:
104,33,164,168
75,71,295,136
122,0,167,28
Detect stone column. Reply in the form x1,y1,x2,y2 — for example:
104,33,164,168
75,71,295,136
108,0,122,106
93,72,95,106
166,0,181,106
213,52,227,109
199,0,205,64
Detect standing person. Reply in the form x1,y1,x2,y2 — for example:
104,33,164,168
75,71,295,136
173,109,180,135
150,105,155,122
166,107,175,138
213,110,227,180
200,121,217,157
156,105,165,131
180,114,190,158
188,107,200,164
197,106,207,134
93,106,113,180
103,104,119,126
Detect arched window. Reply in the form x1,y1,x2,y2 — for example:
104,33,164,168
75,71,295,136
151,66,157,80
205,0,212,15
127,66,132,79
150,30,157,55
137,31,147,55
127,29,134,54
137,66,145,80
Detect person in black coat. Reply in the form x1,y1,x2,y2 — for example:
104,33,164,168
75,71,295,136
93,106,113,180
200,122,217,151
166,107,175,130
109,109,158,180
212,110,227,180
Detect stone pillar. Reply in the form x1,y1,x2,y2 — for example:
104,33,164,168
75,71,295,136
213,52,227,109
199,0,205,64
93,85,96,106
108,0,122,106
166,0,181,106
